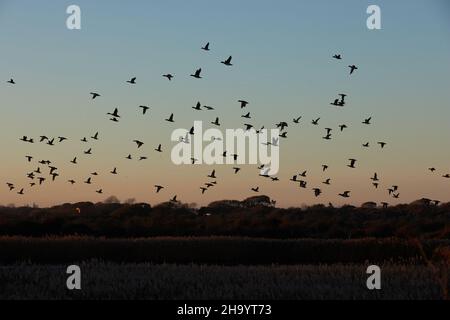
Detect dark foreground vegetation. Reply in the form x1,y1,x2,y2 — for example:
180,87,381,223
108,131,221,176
1,262,447,300
0,197,449,238
0,236,449,265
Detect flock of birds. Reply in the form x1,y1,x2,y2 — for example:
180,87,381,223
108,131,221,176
4,42,449,207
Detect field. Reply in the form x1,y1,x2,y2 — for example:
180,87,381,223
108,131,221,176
0,236,449,300
0,262,446,300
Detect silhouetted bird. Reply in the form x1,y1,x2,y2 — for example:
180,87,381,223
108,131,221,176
221,56,233,66
90,92,100,99
208,170,216,179
362,142,369,148
238,100,249,108
428,167,436,172
233,167,241,174
339,191,351,198
7,78,16,84
347,159,357,168
190,68,202,79
71,157,77,164
96,189,103,194
211,117,220,126
241,112,251,119
155,144,162,153
154,185,164,193
362,117,372,125
165,113,175,123
91,132,99,140
139,106,150,115
293,116,302,124
107,108,120,118
312,118,320,125
348,65,358,74
251,187,259,192
193,102,202,111
323,179,331,185
378,142,386,149
333,54,342,60
163,74,174,81
201,42,210,51
339,124,347,132
111,167,118,175
371,173,379,182
84,148,92,155
26,156,33,162
127,77,137,84
313,188,322,197
133,140,144,148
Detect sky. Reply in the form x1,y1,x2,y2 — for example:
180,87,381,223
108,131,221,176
0,0,449,208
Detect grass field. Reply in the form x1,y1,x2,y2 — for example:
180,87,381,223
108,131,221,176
0,236,448,300
0,262,446,300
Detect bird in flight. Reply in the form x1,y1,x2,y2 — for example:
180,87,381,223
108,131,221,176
165,113,175,123
238,100,249,108
111,167,118,175
233,167,241,174
127,77,137,84
241,112,251,119
155,144,162,153
211,117,220,126
91,132,99,140
362,117,372,125
154,185,164,193
208,170,217,179
378,142,387,149
339,191,351,198
347,159,357,168
443,174,450,179
25,155,33,162
71,157,77,164
201,42,210,51
133,140,144,148
96,189,103,194
293,116,302,124
107,108,120,118
193,102,202,111
348,65,358,74
428,167,436,172
339,124,347,132
221,56,233,66
163,74,174,81
312,118,320,125
362,142,370,148
90,92,100,99
313,188,322,197
251,187,260,193
7,78,16,84
371,173,379,182
190,68,202,79
139,105,150,115
333,54,342,60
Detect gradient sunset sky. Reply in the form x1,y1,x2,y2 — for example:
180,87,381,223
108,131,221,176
1,0,449,207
